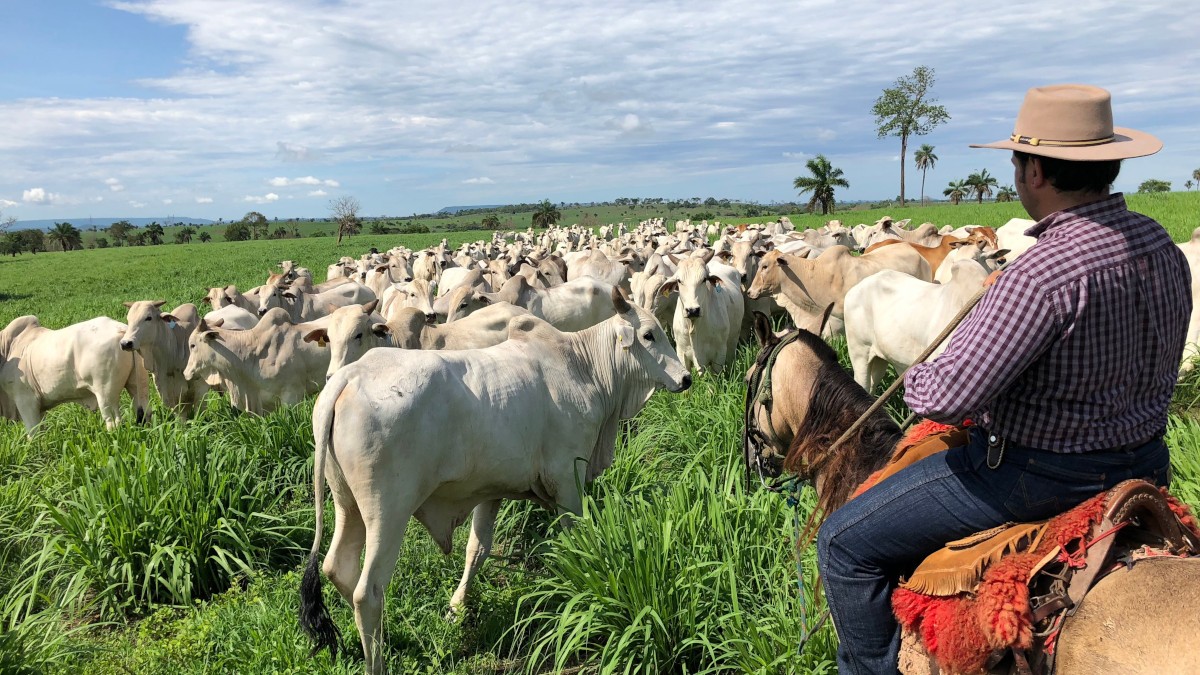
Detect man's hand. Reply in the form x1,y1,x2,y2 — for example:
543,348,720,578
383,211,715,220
983,270,1004,288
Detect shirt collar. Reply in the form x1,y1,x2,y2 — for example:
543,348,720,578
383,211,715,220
1024,192,1126,239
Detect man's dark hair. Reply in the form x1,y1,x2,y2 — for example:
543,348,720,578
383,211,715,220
1014,151,1121,194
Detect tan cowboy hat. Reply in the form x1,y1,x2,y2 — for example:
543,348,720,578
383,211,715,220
971,84,1161,160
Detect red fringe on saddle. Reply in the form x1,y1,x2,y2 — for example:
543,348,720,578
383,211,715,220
891,488,1200,674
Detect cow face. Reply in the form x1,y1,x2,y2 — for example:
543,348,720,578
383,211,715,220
746,250,789,300
610,288,690,395
308,301,390,379
445,284,488,323
183,320,224,383
397,280,436,323
120,300,169,352
664,257,722,321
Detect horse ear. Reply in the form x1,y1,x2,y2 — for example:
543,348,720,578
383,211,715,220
817,302,835,337
751,311,775,348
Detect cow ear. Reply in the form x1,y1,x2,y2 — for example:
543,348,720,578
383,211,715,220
760,241,775,251
659,280,679,297
706,275,723,287
303,328,328,346
374,265,388,274
947,239,970,248
362,299,379,314
160,313,178,324
992,248,1011,260
371,323,391,336
776,255,789,267
200,296,212,305
611,286,632,314
715,251,733,261
152,300,167,308
473,293,491,305
201,330,221,342
614,321,635,352
752,311,775,347
817,302,835,337
224,294,236,304
122,301,135,308
208,318,225,328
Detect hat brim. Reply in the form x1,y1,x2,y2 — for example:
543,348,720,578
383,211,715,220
969,126,1162,160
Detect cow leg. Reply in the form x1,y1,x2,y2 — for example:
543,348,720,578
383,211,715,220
865,356,890,394
97,382,126,431
354,519,407,675
446,499,501,621
124,353,151,425
13,391,43,437
848,337,874,391
324,497,366,605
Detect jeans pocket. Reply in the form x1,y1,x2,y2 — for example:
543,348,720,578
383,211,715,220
1003,458,1105,522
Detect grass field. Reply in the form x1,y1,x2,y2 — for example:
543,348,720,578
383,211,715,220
2,196,1199,673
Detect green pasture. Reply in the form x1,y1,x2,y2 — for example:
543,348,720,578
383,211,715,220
2,198,1200,673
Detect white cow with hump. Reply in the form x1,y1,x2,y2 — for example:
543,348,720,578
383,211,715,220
0,315,150,435
660,257,745,373
844,258,1002,393
120,300,208,420
298,290,691,674
182,308,331,414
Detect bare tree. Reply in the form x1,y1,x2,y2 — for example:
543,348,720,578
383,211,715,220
0,206,15,235
330,196,361,245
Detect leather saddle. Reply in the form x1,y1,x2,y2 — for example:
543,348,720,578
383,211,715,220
900,479,1199,675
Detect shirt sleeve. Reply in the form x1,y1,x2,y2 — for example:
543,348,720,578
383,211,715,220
903,268,1061,424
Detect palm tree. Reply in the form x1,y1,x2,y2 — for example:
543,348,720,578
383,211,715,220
996,185,1017,202
1186,180,1194,191
145,222,165,245
174,226,196,244
944,179,969,205
967,169,999,203
793,154,850,215
531,199,561,228
49,222,82,251
913,144,938,205
1193,168,1200,188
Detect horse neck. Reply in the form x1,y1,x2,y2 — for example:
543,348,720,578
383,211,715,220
782,345,902,517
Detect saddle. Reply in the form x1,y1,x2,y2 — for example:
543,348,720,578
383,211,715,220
893,479,1200,675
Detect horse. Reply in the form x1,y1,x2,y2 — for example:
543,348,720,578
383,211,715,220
742,310,1200,674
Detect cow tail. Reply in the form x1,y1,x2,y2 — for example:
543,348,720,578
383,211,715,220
126,351,151,425
299,380,344,660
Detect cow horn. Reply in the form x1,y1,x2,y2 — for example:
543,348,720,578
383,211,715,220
362,299,380,314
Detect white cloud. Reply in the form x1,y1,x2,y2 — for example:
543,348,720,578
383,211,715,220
0,199,16,208
22,188,59,205
463,176,494,185
308,189,327,197
0,0,1195,212
195,196,213,203
162,198,173,205
105,177,125,192
244,192,280,204
129,200,146,208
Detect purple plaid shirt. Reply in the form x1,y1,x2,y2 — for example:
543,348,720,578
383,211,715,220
905,193,1191,452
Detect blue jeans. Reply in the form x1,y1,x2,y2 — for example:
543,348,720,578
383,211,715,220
815,427,1170,675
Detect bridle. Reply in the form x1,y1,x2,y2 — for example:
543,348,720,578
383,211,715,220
742,329,803,493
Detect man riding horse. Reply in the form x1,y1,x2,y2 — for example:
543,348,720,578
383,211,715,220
816,85,1190,674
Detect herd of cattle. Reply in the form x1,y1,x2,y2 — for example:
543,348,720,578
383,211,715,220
2,215,1200,436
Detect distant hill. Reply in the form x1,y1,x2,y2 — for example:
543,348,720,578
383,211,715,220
436,205,506,215
8,217,216,231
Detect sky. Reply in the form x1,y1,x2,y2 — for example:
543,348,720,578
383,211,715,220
1,0,1198,223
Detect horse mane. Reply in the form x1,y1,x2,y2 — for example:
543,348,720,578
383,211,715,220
783,329,902,520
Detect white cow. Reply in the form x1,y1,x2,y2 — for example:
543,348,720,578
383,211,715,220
660,257,744,373
995,217,1039,260
378,279,436,324
307,302,529,377
183,308,331,414
472,276,619,331
298,290,690,674
263,283,377,323
0,316,150,435
202,305,259,330
120,300,207,420
845,260,997,392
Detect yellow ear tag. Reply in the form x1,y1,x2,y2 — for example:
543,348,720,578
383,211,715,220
318,338,327,347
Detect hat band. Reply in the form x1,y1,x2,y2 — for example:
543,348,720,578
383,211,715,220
1009,133,1115,148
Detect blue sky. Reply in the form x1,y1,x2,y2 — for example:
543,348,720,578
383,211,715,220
2,0,1198,222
